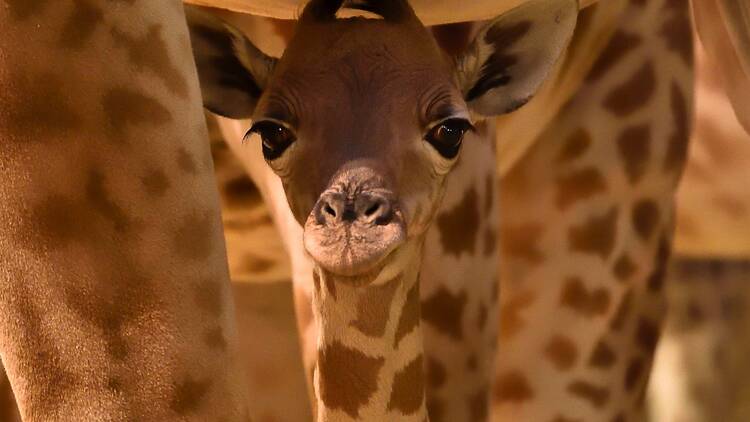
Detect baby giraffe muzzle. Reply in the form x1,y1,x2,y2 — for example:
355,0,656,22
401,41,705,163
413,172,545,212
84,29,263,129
305,165,406,277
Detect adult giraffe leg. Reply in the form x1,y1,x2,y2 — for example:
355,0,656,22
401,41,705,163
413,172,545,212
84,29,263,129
492,0,693,420
0,2,250,420
0,360,21,422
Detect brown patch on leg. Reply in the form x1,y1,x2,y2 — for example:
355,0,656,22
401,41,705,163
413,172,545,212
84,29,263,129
603,61,656,116
60,0,103,49
111,24,189,97
387,355,424,415
1,73,81,139
501,223,544,264
102,87,172,142
427,396,445,422
5,0,50,20
421,287,467,340
557,128,591,162
567,380,610,408
318,341,385,418
141,168,171,198
500,291,536,339
663,82,690,173
647,234,671,292
586,30,642,82
624,357,645,392
613,254,637,282
610,290,633,331
468,388,489,421
544,335,579,370
617,124,651,185
170,376,211,415
631,199,660,240
659,0,693,65
426,357,447,389
568,207,618,260
437,187,480,257
635,317,660,353
493,371,533,403
86,169,134,232
560,277,611,318
203,326,227,351
350,276,400,338
555,167,607,210
589,340,617,369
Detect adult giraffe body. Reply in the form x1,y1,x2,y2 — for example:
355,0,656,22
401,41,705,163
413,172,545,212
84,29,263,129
0,1,250,420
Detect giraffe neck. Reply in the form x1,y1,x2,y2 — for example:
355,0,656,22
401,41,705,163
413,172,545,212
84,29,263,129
311,240,428,422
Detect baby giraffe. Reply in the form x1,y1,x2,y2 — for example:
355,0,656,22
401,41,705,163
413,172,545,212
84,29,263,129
186,0,576,420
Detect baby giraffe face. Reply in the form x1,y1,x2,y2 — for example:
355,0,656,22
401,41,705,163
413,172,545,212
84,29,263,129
186,0,578,277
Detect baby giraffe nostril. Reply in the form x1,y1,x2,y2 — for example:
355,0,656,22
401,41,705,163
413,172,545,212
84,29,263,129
324,203,337,218
364,203,381,217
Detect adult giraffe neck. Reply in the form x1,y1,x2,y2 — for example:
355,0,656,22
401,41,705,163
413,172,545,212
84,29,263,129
312,240,429,422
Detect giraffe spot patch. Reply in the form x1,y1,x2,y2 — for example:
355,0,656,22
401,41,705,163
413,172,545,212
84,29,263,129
560,278,610,318
204,326,227,351
318,341,385,418
617,124,651,185
567,380,610,408
663,82,690,173
170,376,211,415
632,199,660,240
103,87,172,142
436,187,480,257
501,222,544,264
544,335,579,371
635,317,660,353
555,167,607,210
421,287,467,340
387,355,425,415
468,389,489,421
483,227,497,256
610,290,633,331
568,206,618,260
647,234,671,292
1,73,82,139
557,128,592,162
5,0,50,20
613,254,637,282
427,357,447,388
350,276,400,338
141,168,171,198
426,396,445,422
659,0,693,65
494,371,533,403
86,169,133,232
624,357,645,392
111,24,189,98
499,291,536,339
60,0,103,49
603,61,656,116
586,30,642,82
589,340,616,369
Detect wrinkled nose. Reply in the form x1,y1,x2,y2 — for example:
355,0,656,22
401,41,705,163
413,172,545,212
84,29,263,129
314,190,394,226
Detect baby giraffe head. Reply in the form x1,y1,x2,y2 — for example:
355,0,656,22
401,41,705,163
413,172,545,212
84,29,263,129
187,0,577,278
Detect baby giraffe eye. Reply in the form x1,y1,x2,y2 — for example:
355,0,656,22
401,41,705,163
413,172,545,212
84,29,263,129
247,120,296,160
424,118,474,159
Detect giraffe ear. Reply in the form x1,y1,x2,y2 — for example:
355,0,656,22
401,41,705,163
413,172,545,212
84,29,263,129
456,0,578,116
185,6,277,119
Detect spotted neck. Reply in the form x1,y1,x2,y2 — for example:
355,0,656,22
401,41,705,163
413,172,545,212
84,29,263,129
311,241,428,422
